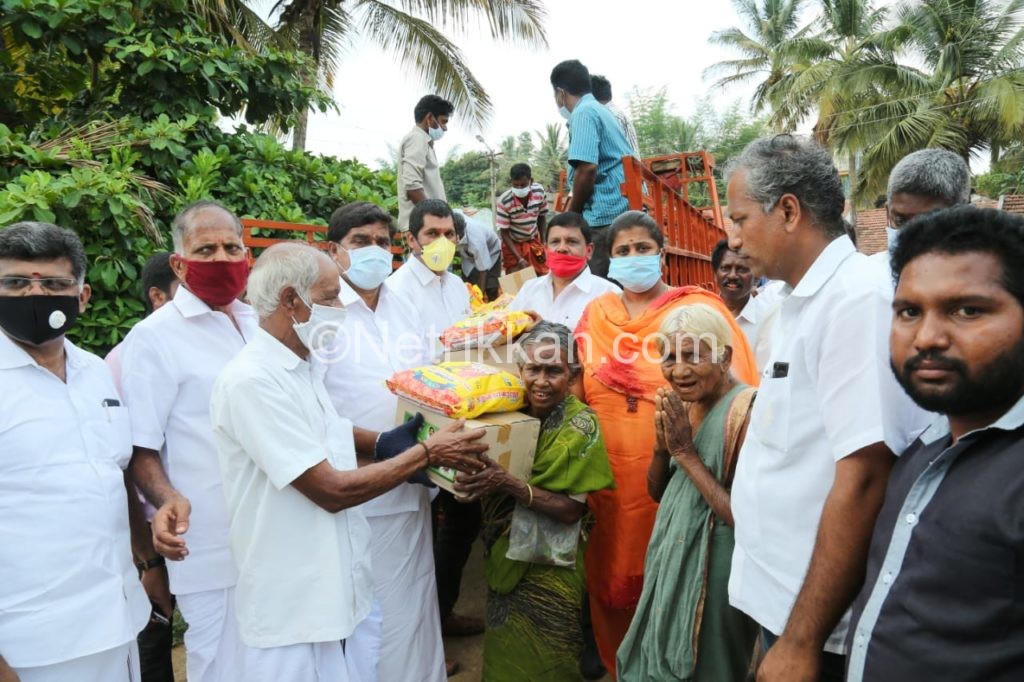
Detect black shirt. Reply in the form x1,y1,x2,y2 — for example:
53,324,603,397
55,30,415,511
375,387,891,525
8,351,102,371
846,400,1024,681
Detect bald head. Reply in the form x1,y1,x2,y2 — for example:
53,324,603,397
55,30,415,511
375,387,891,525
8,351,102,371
171,200,243,254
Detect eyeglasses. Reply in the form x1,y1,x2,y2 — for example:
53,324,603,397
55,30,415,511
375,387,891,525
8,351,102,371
0,276,79,293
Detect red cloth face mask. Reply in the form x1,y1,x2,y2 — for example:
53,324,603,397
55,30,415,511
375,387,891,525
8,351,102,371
181,258,249,307
545,249,587,278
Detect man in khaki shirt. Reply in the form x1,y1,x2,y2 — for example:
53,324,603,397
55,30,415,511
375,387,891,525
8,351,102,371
397,95,453,231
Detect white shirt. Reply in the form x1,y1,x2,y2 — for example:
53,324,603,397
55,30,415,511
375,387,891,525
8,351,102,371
728,237,932,653
120,286,257,595
386,256,471,343
509,266,621,330
0,333,149,668
735,281,785,371
323,278,430,517
457,215,501,276
211,329,373,648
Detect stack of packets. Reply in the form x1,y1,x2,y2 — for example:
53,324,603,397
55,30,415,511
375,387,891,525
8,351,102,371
441,293,533,373
387,361,539,494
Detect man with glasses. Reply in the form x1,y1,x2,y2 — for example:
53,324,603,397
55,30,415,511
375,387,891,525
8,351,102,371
0,222,150,681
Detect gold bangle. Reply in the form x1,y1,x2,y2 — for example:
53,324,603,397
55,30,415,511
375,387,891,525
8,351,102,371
525,483,534,508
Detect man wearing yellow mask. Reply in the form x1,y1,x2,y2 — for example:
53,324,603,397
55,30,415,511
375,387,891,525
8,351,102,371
386,198,479,674
387,199,469,351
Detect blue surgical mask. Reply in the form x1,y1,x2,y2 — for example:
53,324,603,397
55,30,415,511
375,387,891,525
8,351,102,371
342,245,393,291
608,254,662,293
885,226,900,250
428,126,445,142
559,106,571,120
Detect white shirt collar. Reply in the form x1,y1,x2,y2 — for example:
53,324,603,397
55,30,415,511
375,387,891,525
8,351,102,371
407,255,445,286
172,284,254,319
248,327,305,372
0,330,87,371
789,236,857,299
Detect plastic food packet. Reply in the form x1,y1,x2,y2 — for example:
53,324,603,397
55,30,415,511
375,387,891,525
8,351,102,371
467,284,487,312
386,361,526,418
476,293,514,313
440,310,534,350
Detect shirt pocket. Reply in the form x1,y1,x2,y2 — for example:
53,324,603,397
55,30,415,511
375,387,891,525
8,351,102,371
83,402,134,469
751,374,792,453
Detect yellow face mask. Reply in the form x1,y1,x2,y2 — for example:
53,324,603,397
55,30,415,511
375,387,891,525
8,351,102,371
420,235,456,272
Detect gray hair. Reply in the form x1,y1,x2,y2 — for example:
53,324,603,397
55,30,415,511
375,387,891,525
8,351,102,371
246,242,322,318
887,149,971,206
171,200,243,253
725,135,846,238
514,321,581,378
0,221,87,283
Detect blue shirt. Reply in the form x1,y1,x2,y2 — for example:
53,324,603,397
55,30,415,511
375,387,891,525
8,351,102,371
847,393,1024,681
566,93,632,226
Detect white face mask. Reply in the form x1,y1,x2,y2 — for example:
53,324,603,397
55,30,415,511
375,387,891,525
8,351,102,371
511,185,531,199
885,226,900,250
292,296,347,356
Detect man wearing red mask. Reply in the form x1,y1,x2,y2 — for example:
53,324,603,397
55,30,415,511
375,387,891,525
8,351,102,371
121,200,257,682
509,212,620,330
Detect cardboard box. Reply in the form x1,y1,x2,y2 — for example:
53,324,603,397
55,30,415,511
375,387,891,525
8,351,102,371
440,345,522,376
498,267,538,296
394,397,539,494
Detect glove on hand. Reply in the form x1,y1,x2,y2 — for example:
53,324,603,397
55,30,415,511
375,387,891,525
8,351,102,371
374,413,424,462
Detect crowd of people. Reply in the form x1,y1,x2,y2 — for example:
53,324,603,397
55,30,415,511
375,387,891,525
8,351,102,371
2,55,1023,682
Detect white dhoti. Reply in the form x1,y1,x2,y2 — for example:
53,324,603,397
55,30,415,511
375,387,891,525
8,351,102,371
176,586,247,682
360,505,446,682
14,641,140,682
242,640,348,682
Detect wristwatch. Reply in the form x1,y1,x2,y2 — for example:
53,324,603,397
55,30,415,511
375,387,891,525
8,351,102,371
135,556,167,573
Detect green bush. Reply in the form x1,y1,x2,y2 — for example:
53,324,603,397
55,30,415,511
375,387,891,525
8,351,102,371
0,120,397,354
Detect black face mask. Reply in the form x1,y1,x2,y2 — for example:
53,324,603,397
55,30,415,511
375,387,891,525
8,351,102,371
0,295,80,345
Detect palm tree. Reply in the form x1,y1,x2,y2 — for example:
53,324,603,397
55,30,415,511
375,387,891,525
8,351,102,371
530,123,567,192
832,0,1024,199
263,0,548,150
772,0,894,211
704,0,813,119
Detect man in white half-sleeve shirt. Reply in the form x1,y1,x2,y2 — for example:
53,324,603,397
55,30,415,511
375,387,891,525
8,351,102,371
210,243,487,681
120,200,257,682
723,136,932,682
510,212,620,331
387,199,470,351
0,222,149,682
321,202,446,682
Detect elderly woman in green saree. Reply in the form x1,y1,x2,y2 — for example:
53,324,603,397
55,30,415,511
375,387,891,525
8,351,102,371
453,321,615,681
617,303,759,681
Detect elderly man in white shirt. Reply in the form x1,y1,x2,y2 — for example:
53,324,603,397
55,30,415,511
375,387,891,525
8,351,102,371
320,201,446,681
388,199,470,349
724,136,932,682
0,222,150,682
509,212,620,331
210,242,487,681
710,238,783,370
120,200,257,682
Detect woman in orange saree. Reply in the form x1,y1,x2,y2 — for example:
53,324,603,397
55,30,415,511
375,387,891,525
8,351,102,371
575,211,759,676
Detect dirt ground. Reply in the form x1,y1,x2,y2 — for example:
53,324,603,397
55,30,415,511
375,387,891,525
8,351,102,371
171,541,610,681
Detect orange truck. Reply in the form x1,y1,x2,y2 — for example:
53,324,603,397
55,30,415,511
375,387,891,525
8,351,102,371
242,151,726,289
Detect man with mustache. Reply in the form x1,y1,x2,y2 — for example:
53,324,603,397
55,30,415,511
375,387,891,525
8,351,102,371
711,238,781,369
724,136,932,681
847,206,1024,682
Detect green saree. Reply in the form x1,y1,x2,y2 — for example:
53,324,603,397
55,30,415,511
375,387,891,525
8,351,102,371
480,395,616,682
616,384,758,681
